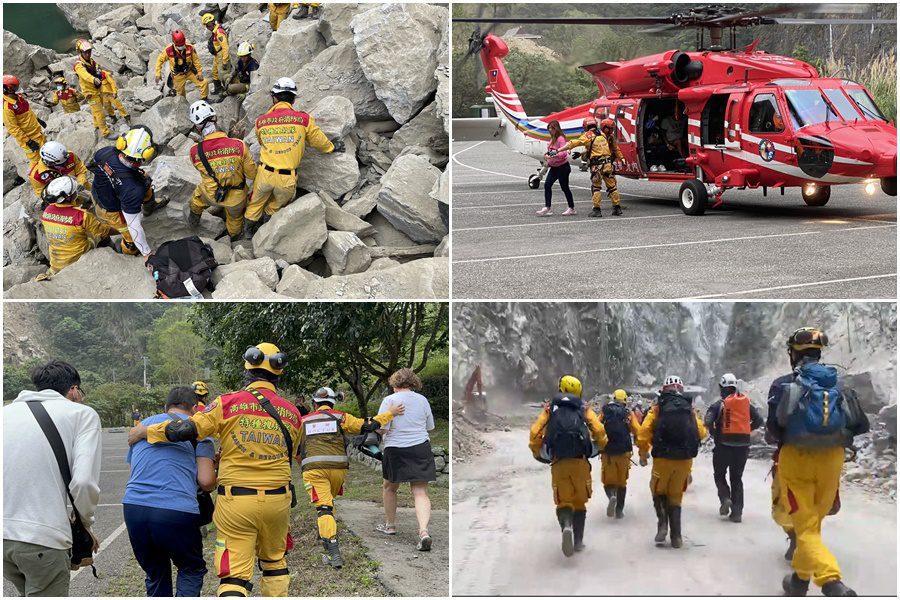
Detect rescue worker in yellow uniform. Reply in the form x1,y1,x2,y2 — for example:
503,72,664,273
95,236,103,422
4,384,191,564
597,388,641,519
528,375,607,557
130,343,300,597
294,3,321,19
637,375,707,549
155,30,209,100
73,39,128,138
48,76,83,113
244,77,343,237
550,117,625,217
300,387,404,568
188,100,257,242
268,3,292,30
193,381,210,411
29,141,91,198
3,75,46,166
202,13,230,97
767,328,861,597
38,176,112,276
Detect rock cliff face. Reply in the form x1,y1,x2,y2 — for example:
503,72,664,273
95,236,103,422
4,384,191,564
3,3,449,299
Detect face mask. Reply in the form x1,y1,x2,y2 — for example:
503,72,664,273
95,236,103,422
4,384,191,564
57,85,65,91
176,45,186,51
201,122,217,137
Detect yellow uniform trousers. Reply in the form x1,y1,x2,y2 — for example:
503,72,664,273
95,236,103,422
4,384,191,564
600,452,632,487
649,457,693,507
246,168,296,221
590,162,621,208
93,205,139,255
102,92,128,118
550,458,593,511
173,72,209,98
214,488,292,597
269,4,291,30
84,92,110,136
23,134,47,167
771,462,794,534
190,186,247,237
778,445,844,588
212,54,230,84
302,468,346,540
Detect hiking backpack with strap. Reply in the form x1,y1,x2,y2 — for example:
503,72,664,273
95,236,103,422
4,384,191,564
146,236,218,299
247,388,297,507
543,394,593,460
601,401,633,455
652,393,699,459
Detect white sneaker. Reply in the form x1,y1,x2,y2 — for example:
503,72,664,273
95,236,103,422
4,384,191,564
650,165,658,172
659,165,667,172
535,207,552,216
561,207,576,216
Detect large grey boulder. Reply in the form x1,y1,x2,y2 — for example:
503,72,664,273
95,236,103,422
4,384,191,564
275,264,322,297
211,256,279,290
200,236,232,265
143,4,208,43
210,270,286,299
388,102,447,158
3,200,37,265
3,264,46,290
434,25,450,133
435,235,449,258
89,5,143,40
291,41,390,121
252,193,328,263
252,19,325,95
40,112,100,177
309,95,356,140
296,138,360,199
5,248,156,299
430,167,449,230
318,4,374,46
97,31,147,75
140,95,191,146
351,4,446,124
341,184,380,219
321,194,375,236
322,231,372,275
58,3,116,30
150,155,201,204
4,136,32,182
2,31,58,83
301,257,448,299
366,209,417,248
222,10,273,69
377,154,445,243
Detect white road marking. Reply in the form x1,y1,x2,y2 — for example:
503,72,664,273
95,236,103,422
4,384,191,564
453,192,663,210
71,521,128,580
453,223,896,264
686,273,898,299
456,212,685,232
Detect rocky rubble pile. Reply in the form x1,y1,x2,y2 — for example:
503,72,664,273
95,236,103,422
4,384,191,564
4,3,449,299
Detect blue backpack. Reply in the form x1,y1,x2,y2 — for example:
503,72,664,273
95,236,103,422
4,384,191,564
777,362,847,447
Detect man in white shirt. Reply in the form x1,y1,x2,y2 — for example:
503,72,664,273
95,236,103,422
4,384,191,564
3,360,102,597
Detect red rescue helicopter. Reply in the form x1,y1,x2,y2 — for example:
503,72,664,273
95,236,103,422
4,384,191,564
456,5,897,214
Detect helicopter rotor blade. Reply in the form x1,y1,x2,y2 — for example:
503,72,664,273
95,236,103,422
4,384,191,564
772,18,896,26
452,16,676,26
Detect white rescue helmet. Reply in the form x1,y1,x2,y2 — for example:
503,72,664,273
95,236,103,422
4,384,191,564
271,77,297,96
237,41,254,57
663,375,684,390
39,141,68,166
42,175,79,204
189,100,216,126
719,372,739,388
313,386,344,406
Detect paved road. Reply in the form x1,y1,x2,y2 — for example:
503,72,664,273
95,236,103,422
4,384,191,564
452,141,897,299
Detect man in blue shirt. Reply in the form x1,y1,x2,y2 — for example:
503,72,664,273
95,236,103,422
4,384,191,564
123,386,217,596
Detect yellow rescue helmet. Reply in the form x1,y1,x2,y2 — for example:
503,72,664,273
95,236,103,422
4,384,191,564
75,38,92,53
201,12,216,25
613,389,627,403
243,342,287,375
192,381,209,397
787,327,829,351
237,41,254,56
558,375,582,397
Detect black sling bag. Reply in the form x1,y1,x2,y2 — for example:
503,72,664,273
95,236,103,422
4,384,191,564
247,388,297,508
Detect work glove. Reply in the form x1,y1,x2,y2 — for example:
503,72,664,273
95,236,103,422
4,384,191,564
331,139,345,153
37,117,47,128
93,78,102,87
26,139,40,152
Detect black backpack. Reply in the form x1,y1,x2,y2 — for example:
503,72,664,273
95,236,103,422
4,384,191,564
652,393,699,459
147,236,218,299
602,402,633,455
544,393,593,460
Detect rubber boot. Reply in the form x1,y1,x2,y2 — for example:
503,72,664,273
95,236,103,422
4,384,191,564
142,196,169,217
229,231,244,243
782,573,810,597
612,204,623,216
188,210,201,227
212,80,223,96
605,486,617,518
573,510,586,553
615,486,626,519
653,496,668,543
244,218,261,238
322,538,343,568
822,581,857,597
785,530,797,561
295,4,309,18
668,505,683,548
589,207,603,218
729,508,742,523
556,508,575,557
719,497,732,516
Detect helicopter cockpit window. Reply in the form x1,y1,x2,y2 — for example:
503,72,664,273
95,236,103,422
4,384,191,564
824,89,862,120
845,88,887,122
771,79,811,87
748,94,785,133
785,90,838,129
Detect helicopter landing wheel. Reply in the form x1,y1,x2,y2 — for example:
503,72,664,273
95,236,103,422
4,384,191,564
679,179,708,215
801,185,830,206
881,176,896,197
527,174,541,189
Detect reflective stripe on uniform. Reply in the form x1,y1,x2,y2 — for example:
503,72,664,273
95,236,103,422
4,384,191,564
300,455,348,467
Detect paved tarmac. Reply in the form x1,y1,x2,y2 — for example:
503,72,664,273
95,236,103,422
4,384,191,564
452,141,897,299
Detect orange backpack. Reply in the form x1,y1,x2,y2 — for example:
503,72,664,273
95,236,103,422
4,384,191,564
720,393,752,435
